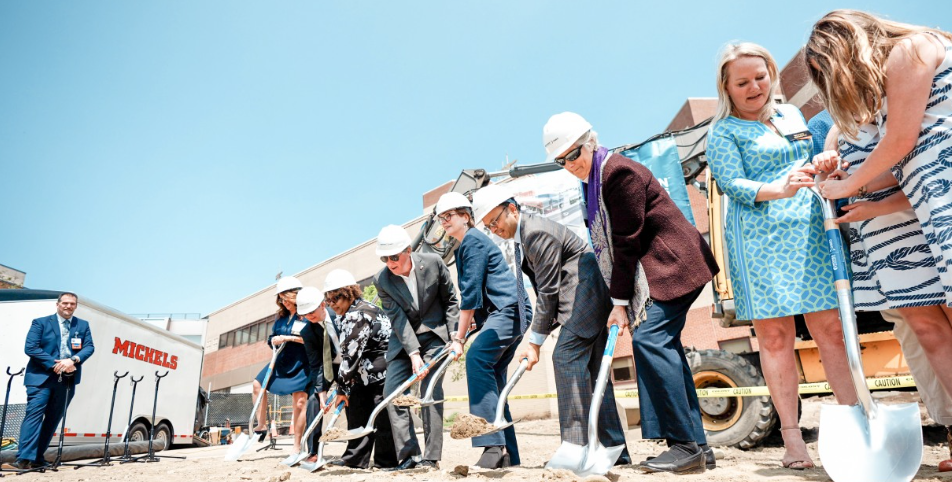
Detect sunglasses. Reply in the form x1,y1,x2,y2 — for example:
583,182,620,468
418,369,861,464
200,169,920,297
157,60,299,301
554,144,584,166
380,253,402,263
486,206,508,230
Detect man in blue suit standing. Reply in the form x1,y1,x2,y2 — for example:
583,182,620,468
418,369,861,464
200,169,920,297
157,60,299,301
13,292,95,470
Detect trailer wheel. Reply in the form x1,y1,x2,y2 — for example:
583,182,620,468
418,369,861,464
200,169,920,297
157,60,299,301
154,423,172,451
689,349,777,449
127,422,149,443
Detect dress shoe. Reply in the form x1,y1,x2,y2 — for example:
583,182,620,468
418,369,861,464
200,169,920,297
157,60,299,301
615,452,632,466
383,458,418,471
474,446,510,469
702,445,716,470
32,459,53,470
418,460,440,470
641,443,705,474
10,459,32,470
327,459,347,467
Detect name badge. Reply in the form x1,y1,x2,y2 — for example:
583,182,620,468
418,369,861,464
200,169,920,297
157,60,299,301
71,338,82,350
772,111,811,142
291,321,306,335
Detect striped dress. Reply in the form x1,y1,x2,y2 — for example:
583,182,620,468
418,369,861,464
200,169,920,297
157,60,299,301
843,124,946,310
879,32,952,306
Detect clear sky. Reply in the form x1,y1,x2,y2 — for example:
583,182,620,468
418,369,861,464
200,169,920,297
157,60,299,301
1,2,946,316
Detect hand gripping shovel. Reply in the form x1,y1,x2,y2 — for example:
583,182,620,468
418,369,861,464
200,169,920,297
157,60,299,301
324,345,453,443
451,357,529,439
807,182,922,482
299,401,346,472
418,348,459,407
545,324,625,476
280,386,337,466
224,343,286,461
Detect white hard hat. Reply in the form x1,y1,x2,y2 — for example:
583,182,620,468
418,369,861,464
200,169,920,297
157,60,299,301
472,184,514,223
296,286,323,315
375,225,412,257
322,269,357,293
543,112,592,163
275,276,303,296
435,192,471,216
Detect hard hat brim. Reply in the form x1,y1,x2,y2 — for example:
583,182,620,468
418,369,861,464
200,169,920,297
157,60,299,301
375,243,410,257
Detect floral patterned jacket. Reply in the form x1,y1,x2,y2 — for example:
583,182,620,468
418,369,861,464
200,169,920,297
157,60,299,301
333,297,391,395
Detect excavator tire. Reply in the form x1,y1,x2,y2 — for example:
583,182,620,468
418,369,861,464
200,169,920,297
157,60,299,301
688,349,777,449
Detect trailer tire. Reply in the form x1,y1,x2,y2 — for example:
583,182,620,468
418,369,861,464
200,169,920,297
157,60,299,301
154,423,172,451
689,349,777,449
127,422,149,443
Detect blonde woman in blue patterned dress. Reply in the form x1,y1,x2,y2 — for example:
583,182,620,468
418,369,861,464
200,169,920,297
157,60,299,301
807,10,952,415
706,42,856,470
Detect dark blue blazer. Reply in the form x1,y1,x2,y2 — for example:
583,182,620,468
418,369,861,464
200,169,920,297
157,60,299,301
456,228,526,325
24,315,95,387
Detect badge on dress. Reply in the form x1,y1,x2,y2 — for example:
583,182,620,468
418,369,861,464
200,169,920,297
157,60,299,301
772,110,812,142
291,321,306,335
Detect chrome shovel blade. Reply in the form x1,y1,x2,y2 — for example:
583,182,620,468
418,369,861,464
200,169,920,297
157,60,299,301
300,458,328,472
545,441,624,477
224,433,253,462
327,427,374,443
818,402,922,482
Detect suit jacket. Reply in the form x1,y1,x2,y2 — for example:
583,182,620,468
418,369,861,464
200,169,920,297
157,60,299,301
456,228,528,326
300,307,338,393
600,153,719,301
519,213,610,340
24,314,95,387
375,252,460,361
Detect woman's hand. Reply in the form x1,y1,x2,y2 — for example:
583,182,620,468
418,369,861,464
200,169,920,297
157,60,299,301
818,176,860,200
607,305,629,337
812,150,844,173
780,164,817,198
272,335,287,346
327,394,348,412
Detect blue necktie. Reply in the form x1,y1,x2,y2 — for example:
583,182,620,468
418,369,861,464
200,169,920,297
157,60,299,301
513,242,529,334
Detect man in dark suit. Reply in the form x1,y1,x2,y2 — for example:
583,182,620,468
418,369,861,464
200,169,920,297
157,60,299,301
14,292,95,470
473,185,631,466
295,286,339,463
373,225,460,471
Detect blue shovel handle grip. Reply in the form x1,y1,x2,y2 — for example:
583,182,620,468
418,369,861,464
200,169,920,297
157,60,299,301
825,228,849,282
604,324,620,356
333,401,346,414
321,389,338,410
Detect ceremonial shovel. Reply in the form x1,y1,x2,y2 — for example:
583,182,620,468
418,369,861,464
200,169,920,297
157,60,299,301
224,344,285,461
298,401,346,472
545,324,625,476
325,344,451,443
808,173,922,482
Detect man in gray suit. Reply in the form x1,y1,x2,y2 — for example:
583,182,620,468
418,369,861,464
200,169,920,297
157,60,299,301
473,184,631,465
373,225,461,471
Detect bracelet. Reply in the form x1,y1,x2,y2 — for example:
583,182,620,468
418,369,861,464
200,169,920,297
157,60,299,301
858,185,868,197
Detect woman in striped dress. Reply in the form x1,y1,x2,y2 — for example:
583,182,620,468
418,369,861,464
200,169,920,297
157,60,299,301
808,9,952,411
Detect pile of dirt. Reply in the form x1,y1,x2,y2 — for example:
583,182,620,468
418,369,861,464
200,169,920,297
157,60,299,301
319,427,348,442
392,395,421,407
450,413,494,439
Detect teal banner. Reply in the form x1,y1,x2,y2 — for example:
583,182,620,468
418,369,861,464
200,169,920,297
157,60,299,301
615,136,696,226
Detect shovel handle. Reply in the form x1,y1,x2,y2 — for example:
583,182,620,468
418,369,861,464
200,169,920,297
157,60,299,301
7,367,25,377
491,358,529,426
603,325,619,356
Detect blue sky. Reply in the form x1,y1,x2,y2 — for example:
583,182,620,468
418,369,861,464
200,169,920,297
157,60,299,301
1,2,945,316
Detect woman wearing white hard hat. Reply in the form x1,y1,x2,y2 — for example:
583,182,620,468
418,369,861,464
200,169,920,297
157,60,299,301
324,269,398,469
436,191,532,469
251,276,312,454
543,112,719,474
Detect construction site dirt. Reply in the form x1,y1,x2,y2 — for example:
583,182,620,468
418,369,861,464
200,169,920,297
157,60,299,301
8,392,950,482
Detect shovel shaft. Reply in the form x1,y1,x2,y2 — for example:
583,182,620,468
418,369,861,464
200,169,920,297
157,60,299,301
298,387,337,454
364,345,452,428
492,358,529,426
809,187,876,418
587,325,619,454
421,350,456,403
248,344,286,427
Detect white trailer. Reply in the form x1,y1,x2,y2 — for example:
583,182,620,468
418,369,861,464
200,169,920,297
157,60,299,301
0,289,204,449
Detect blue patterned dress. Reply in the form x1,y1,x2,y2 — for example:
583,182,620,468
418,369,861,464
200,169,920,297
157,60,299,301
707,105,837,320
881,32,952,306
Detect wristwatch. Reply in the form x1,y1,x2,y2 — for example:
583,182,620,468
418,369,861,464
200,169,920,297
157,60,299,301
71,356,80,364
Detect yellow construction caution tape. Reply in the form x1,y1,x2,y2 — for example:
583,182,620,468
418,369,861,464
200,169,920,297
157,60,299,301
440,375,917,402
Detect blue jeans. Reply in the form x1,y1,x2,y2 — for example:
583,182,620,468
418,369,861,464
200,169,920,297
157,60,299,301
632,287,707,444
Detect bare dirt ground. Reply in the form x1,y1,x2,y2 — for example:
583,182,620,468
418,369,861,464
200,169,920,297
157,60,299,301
9,392,952,482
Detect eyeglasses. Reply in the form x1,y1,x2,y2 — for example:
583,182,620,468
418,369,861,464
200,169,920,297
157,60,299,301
486,206,508,231
324,292,342,304
380,253,402,263
554,145,584,166
437,211,459,223
279,290,299,301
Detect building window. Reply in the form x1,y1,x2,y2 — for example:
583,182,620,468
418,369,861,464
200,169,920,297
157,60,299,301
249,324,260,344
611,357,635,382
219,332,228,349
237,327,249,345
226,331,235,347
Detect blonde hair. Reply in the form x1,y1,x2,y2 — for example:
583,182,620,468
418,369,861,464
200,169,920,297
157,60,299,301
712,42,781,126
805,9,952,138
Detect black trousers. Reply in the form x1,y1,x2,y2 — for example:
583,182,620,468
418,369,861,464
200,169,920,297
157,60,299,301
340,381,398,469
305,393,324,456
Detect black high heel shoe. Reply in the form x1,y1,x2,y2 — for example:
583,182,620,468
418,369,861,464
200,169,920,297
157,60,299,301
474,446,510,469
254,429,267,442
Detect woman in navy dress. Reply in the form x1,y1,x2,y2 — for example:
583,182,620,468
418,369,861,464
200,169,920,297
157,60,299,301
252,276,311,454
437,192,531,469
